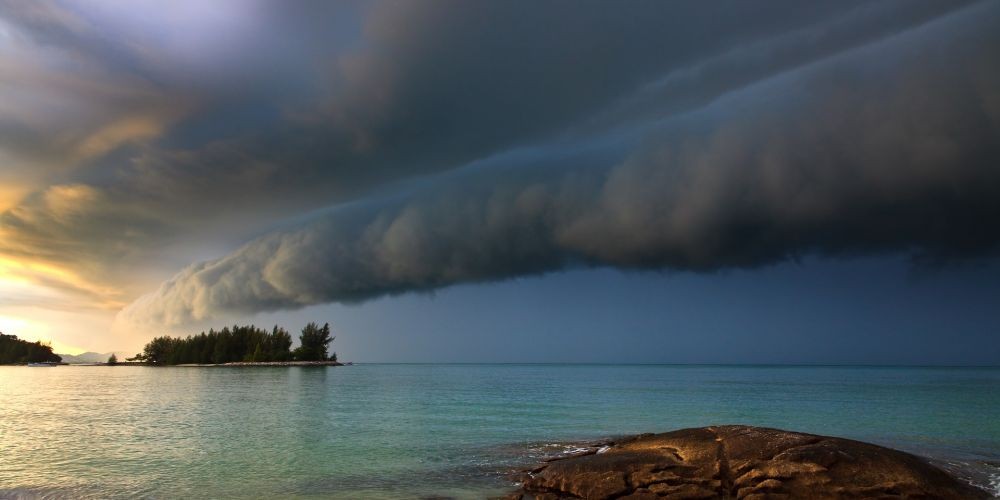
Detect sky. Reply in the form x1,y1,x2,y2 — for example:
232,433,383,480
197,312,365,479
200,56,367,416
0,0,998,363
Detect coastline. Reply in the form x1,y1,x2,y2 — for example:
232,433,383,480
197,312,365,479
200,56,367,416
12,360,349,367
174,360,346,367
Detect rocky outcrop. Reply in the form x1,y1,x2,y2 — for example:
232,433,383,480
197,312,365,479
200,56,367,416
507,425,987,499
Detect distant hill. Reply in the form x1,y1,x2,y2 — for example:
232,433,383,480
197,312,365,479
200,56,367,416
56,351,127,364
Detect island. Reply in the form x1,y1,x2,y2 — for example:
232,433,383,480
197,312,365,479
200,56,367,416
127,322,342,366
506,425,988,499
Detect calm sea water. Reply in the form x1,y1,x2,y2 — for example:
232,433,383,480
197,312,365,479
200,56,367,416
1,364,998,499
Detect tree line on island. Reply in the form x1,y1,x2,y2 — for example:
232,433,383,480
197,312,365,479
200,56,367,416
129,322,336,365
0,333,62,364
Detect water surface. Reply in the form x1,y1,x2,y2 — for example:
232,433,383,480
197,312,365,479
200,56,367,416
1,364,998,498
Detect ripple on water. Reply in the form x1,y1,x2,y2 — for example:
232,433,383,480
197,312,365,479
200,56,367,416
1,364,999,498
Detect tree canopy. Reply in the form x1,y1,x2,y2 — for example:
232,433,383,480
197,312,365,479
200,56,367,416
0,333,62,364
294,322,335,362
132,323,337,365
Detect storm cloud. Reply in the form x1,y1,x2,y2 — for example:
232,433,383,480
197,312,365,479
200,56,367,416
4,0,889,291
119,1,1000,327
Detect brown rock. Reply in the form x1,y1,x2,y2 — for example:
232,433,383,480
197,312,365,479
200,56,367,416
513,425,988,499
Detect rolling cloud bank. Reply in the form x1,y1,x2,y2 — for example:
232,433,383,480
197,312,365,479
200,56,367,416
0,1,997,332
118,2,1000,327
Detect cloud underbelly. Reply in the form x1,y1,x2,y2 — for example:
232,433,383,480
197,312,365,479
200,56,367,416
118,2,1000,328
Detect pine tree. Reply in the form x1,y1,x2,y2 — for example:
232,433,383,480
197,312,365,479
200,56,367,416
133,322,335,365
294,322,334,361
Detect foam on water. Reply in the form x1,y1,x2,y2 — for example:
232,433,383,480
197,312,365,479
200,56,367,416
987,465,1000,498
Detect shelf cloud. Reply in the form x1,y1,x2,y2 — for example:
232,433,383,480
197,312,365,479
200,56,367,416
118,1,1000,327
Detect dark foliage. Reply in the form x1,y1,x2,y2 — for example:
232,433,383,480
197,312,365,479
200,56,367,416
135,323,335,365
0,332,62,364
293,322,335,362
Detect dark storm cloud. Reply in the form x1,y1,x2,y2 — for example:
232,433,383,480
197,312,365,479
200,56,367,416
3,0,965,201
8,0,968,307
120,2,1000,326
70,0,871,211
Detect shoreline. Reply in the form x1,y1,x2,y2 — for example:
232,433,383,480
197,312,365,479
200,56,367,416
14,360,352,367
173,360,345,367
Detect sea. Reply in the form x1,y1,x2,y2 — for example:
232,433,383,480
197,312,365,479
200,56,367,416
1,364,998,499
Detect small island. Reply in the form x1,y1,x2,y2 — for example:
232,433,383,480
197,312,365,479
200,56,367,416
126,322,343,366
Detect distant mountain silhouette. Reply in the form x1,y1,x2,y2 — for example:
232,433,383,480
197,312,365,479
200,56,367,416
56,352,127,364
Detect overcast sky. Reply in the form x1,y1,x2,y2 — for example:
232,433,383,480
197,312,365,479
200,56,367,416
1,0,998,362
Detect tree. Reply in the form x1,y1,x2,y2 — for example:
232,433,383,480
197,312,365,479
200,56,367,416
107,353,118,365
248,343,263,362
294,322,334,361
269,326,293,361
142,336,176,365
133,323,335,365
0,333,62,364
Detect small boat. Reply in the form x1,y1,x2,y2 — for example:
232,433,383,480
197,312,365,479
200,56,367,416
27,362,58,367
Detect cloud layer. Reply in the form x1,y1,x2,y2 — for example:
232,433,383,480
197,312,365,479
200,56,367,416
119,2,1000,326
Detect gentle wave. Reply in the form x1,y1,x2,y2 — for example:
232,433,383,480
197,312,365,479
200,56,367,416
2,364,998,498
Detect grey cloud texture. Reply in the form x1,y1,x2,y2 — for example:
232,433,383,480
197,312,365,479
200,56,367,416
0,9,181,179
7,0,968,310
120,2,1000,327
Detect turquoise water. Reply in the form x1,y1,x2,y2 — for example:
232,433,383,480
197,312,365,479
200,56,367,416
1,364,998,498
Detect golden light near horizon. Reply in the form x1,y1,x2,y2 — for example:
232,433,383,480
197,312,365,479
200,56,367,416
0,314,85,355
0,253,122,354
0,183,28,213
0,254,125,311
0,262,67,307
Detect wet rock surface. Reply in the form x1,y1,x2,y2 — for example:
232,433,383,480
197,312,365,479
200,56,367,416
506,425,988,499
